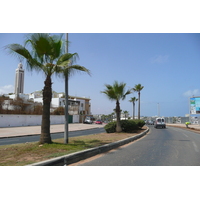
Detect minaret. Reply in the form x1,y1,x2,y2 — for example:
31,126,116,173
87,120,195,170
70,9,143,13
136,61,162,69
14,63,24,96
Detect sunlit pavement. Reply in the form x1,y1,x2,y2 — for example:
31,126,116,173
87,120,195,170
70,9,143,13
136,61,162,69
166,123,200,130
0,123,105,138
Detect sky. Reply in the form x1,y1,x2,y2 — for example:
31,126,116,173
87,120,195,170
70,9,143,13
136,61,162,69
0,1,200,118
0,33,200,117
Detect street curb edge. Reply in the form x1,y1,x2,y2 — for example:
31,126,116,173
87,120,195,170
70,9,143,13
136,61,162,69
27,127,149,166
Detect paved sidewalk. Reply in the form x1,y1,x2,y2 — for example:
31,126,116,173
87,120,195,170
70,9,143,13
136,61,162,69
0,123,105,138
167,123,200,131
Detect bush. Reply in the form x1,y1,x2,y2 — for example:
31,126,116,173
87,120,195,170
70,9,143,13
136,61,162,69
134,119,145,129
104,121,116,133
104,120,141,133
121,120,137,132
52,107,64,115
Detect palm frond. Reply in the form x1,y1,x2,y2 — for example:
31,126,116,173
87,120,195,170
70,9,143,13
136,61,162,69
101,81,132,101
64,65,91,78
129,97,138,102
133,83,144,92
57,53,79,66
5,43,43,72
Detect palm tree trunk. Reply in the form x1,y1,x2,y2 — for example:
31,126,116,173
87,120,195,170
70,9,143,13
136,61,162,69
116,100,122,132
40,75,52,144
133,102,135,120
138,92,140,120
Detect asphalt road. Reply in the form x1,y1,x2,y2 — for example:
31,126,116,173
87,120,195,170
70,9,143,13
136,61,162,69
0,127,105,146
77,125,200,166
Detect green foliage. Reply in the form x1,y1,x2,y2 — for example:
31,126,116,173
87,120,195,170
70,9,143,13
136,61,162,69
134,119,145,129
104,119,145,133
121,120,137,132
104,121,116,133
121,120,138,133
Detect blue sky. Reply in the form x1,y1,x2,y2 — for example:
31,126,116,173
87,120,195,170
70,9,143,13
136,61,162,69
0,33,200,117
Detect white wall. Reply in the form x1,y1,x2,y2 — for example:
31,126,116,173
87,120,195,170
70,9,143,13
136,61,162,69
73,115,79,123
0,114,80,127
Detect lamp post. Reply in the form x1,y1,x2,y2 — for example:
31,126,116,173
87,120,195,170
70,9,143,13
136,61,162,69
157,103,160,117
64,33,69,144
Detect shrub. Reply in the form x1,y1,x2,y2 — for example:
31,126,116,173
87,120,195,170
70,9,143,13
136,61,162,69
52,107,64,115
104,120,139,133
121,120,137,132
134,119,145,129
104,121,116,133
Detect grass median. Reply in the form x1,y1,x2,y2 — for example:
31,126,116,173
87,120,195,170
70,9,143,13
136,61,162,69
0,127,147,166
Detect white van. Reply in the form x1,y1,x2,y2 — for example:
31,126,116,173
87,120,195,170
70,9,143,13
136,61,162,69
83,116,94,124
154,117,166,128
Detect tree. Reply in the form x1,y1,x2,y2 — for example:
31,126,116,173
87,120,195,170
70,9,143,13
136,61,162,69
133,84,144,120
101,81,132,132
52,107,65,115
123,110,129,120
129,97,138,119
5,33,90,144
0,95,10,114
12,97,27,114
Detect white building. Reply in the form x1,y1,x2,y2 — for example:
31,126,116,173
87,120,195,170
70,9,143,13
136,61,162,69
1,63,91,117
14,63,24,96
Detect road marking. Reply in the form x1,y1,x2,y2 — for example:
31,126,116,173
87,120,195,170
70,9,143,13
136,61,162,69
192,141,199,152
182,132,188,137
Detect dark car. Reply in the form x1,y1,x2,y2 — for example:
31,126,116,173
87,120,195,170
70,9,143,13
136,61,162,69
147,120,154,125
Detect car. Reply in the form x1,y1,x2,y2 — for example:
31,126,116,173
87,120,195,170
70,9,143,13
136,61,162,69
84,116,93,124
147,120,154,125
84,119,93,124
95,120,103,124
154,117,166,128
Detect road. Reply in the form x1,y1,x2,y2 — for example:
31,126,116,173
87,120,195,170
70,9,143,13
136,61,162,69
76,125,200,166
0,127,105,146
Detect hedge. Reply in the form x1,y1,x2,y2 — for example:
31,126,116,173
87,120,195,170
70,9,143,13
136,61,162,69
104,119,145,133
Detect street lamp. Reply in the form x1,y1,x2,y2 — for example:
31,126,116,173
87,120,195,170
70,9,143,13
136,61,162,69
157,103,160,117
64,33,69,144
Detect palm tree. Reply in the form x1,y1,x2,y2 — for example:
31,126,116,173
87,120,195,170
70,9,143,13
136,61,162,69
123,110,129,120
101,81,132,132
111,112,115,121
5,33,90,144
129,97,138,119
133,84,144,120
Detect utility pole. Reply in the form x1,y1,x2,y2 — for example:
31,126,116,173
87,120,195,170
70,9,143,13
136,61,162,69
157,103,160,117
64,33,69,144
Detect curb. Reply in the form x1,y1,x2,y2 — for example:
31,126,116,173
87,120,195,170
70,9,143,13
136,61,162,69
27,127,149,166
167,124,200,132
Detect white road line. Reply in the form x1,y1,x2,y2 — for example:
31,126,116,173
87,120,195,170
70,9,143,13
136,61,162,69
192,141,199,152
182,132,188,137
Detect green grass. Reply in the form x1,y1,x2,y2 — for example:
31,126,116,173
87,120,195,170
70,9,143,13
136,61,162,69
0,129,146,166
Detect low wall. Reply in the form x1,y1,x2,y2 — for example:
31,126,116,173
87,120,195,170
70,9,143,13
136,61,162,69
0,114,79,127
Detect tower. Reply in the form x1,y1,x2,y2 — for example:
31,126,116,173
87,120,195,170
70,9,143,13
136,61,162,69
14,63,24,96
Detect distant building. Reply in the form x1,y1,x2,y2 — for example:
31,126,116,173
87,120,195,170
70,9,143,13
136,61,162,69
0,64,92,118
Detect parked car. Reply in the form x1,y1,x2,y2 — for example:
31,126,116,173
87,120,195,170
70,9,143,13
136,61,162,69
84,116,94,124
95,120,103,124
154,117,166,128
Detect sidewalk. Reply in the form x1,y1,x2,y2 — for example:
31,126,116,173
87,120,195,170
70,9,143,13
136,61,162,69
167,123,200,131
0,123,105,139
